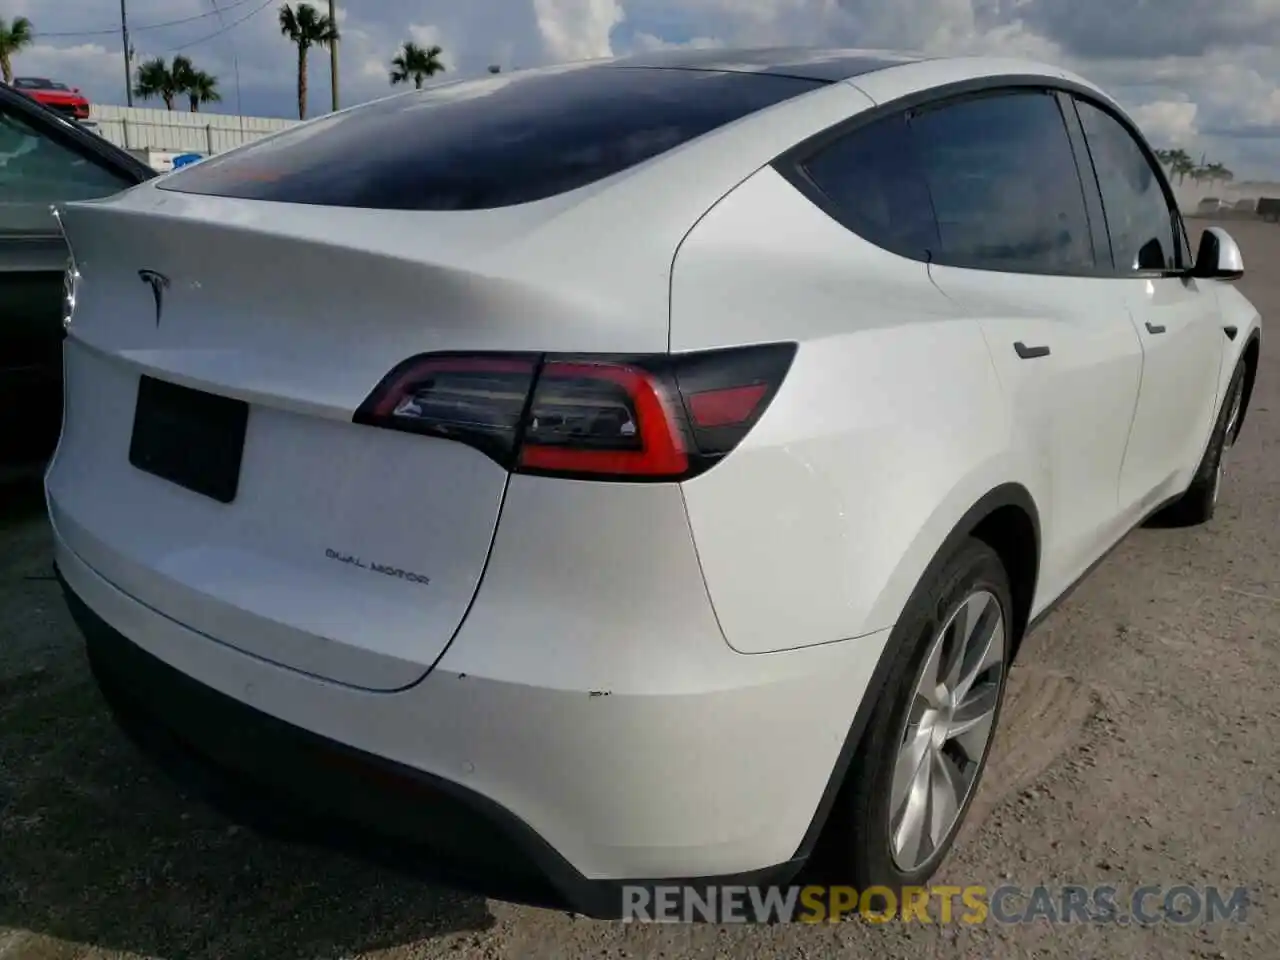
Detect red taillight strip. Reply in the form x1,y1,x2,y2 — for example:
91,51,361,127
517,361,689,477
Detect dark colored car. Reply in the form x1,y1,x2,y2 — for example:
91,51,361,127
1,82,154,475
11,76,91,121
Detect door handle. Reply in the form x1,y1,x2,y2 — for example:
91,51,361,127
1224,325,1239,340
1013,341,1051,359
1145,322,1167,334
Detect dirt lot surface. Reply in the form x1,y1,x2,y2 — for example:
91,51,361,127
2,218,1278,959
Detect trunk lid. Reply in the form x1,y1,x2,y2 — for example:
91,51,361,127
46,188,667,691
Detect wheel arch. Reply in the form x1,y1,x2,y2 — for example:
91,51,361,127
862,478,1043,658
790,481,1041,866
1234,329,1261,444
968,495,1040,659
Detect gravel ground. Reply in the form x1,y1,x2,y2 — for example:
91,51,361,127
1,218,1277,960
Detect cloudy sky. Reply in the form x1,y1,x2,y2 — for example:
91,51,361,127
8,0,1280,178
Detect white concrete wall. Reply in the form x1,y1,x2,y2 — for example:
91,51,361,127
87,105,297,154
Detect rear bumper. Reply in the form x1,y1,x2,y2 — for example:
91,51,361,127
64,570,558,906
55,534,892,918
65,567,796,917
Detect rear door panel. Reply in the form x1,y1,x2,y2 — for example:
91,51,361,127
930,268,1143,598
906,87,1143,597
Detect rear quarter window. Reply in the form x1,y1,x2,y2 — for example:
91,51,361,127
159,65,826,211
796,112,939,260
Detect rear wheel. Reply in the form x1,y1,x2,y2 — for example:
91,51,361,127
1152,359,1246,528
808,538,1012,893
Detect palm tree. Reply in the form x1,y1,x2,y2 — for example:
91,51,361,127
279,2,338,120
170,54,196,93
132,55,220,112
389,40,446,89
185,69,221,111
133,56,182,110
1203,161,1234,187
0,16,35,85
1164,148,1195,185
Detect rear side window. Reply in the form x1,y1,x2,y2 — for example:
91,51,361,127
158,66,825,210
798,113,939,260
910,91,1096,273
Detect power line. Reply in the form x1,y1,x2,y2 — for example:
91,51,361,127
161,0,276,54
206,0,247,130
36,0,258,39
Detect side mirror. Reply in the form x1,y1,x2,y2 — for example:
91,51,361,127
1193,227,1244,281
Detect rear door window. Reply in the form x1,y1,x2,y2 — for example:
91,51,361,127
909,90,1097,273
158,65,826,211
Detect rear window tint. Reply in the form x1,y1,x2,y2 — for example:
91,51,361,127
159,65,826,210
799,112,939,260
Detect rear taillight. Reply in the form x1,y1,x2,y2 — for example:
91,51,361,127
354,343,796,481
353,353,539,465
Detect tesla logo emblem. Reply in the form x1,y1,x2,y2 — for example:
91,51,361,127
137,269,170,326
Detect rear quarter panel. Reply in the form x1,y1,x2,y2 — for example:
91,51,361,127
671,165,1044,654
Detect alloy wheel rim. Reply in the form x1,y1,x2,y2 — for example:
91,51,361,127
1216,380,1245,503
889,589,1005,873
1224,380,1244,451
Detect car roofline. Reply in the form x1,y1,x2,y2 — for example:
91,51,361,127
597,46,935,83
585,48,1109,99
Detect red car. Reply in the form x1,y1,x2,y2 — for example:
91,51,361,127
12,76,90,121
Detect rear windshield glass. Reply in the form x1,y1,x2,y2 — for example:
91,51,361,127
158,65,826,210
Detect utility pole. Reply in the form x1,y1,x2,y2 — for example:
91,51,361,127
120,0,133,106
328,0,339,112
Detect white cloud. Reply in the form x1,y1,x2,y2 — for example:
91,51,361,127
630,32,723,51
1196,61,1280,130
533,0,626,61
1129,100,1200,147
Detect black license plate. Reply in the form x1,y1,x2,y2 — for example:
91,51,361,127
128,375,249,504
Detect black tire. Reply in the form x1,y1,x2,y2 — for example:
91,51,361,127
806,537,1013,894
1150,359,1247,528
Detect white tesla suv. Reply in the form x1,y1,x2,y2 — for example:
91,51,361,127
48,48,1261,917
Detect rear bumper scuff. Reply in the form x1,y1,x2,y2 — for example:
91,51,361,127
60,565,804,919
